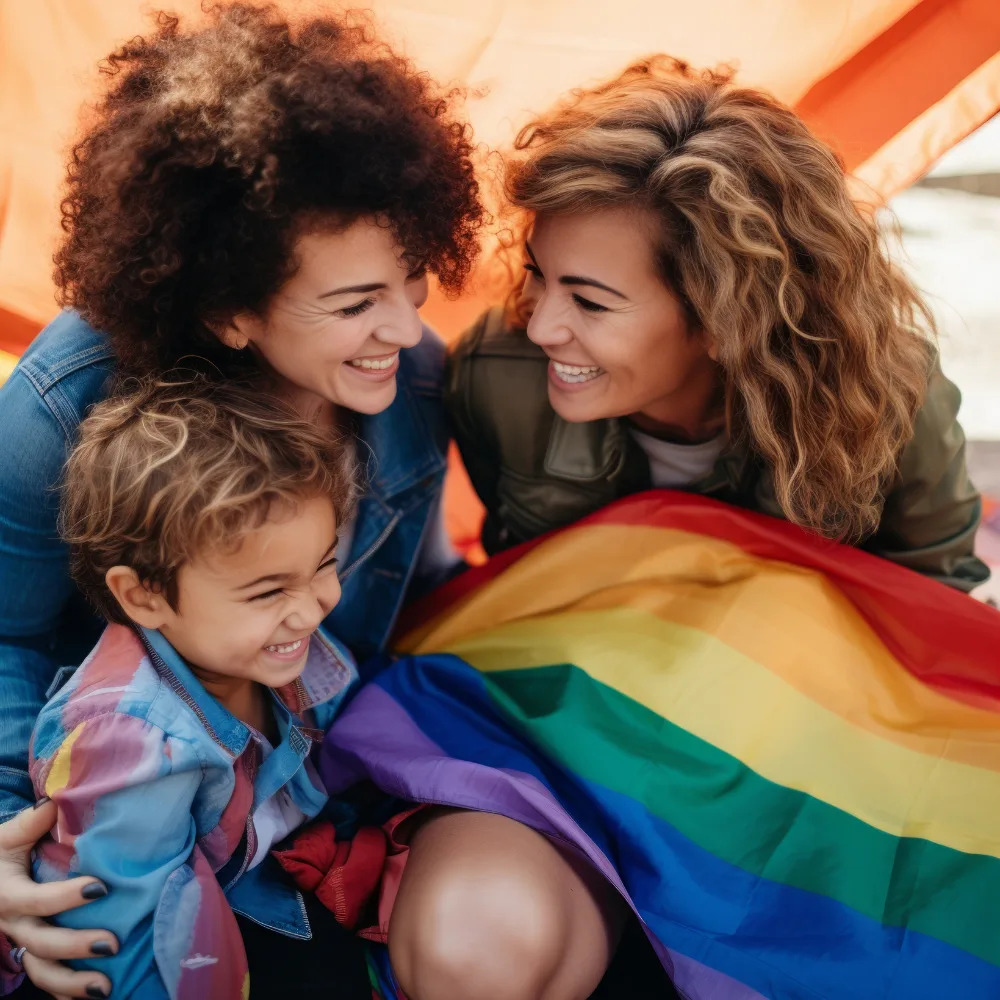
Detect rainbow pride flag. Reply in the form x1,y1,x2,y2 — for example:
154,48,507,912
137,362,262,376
322,491,1000,999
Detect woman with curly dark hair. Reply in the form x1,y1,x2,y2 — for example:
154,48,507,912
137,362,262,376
0,4,482,998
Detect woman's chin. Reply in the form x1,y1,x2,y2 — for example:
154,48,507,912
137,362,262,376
547,384,613,423
334,378,399,415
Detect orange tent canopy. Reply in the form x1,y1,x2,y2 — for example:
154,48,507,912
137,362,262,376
2,0,999,351
1,0,998,551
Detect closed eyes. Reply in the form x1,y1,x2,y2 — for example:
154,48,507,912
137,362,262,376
524,264,609,313
249,587,283,602
332,267,423,318
247,556,338,602
572,295,609,313
335,298,376,319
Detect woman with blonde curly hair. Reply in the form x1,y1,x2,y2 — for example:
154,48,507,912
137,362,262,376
447,57,987,586
385,58,988,1000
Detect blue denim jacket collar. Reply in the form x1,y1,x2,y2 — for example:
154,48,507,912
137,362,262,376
338,346,448,594
138,626,356,758
354,352,447,506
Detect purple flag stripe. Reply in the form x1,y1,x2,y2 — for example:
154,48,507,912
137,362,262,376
322,683,766,1000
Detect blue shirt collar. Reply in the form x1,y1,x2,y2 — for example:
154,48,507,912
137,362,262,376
139,626,356,754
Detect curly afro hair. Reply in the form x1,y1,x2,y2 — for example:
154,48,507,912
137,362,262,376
54,2,484,375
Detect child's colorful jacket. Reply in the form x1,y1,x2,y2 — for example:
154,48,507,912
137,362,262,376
14,623,356,1000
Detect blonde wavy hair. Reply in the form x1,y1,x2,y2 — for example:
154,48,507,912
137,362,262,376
504,57,935,542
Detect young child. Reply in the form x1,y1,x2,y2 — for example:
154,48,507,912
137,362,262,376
28,377,359,1000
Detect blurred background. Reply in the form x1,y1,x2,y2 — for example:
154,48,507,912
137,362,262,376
1,0,998,588
886,112,1000,601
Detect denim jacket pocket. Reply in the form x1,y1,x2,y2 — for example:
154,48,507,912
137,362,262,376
225,858,312,940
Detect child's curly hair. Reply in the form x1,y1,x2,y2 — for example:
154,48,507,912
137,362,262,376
54,2,484,376
61,375,358,625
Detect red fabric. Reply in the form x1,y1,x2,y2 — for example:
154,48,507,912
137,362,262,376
398,490,1000,710
272,807,426,936
273,821,387,930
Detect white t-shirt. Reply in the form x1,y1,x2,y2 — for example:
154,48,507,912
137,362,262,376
248,733,310,870
629,427,727,489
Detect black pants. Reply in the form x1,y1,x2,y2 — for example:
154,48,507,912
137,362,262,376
241,909,674,1000
236,893,370,999
592,917,679,1000
240,909,676,1000
14,909,675,1000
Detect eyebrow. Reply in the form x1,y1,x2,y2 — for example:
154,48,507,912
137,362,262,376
524,243,628,300
235,538,339,591
318,282,387,299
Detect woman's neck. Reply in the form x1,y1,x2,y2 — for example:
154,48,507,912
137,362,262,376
630,362,725,445
248,353,340,428
275,380,339,428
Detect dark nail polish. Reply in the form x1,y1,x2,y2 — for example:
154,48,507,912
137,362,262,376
32,795,51,810
91,941,115,956
85,988,108,999
81,882,108,900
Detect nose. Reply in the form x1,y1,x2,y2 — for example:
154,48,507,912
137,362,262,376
525,291,574,349
284,586,332,634
373,291,424,350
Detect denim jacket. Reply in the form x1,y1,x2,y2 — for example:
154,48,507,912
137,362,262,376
0,311,450,822
15,623,357,1000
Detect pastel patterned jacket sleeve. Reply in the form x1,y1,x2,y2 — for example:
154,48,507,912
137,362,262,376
30,713,249,1000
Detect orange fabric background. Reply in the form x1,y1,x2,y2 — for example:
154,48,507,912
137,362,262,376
1,0,998,553
3,0,1000,343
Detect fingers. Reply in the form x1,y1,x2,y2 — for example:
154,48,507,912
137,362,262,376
21,951,111,1000
6,916,118,962
0,866,109,920
0,801,108,923
0,799,57,853
0,805,116,1000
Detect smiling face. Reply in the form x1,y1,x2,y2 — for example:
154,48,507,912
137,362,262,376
225,217,429,420
521,208,722,438
151,495,342,692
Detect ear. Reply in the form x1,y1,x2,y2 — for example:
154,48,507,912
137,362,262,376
406,271,429,311
105,566,174,629
703,329,720,363
210,315,258,352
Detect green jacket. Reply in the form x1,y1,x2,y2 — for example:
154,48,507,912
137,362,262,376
446,307,989,592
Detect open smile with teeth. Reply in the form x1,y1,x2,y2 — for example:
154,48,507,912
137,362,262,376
264,638,305,655
349,353,398,371
551,361,605,384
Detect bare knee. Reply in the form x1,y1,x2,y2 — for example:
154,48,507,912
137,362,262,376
388,811,618,1000
390,854,567,1000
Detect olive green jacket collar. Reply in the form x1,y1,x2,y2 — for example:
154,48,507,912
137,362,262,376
543,412,756,503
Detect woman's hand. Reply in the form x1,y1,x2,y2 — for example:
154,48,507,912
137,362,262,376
0,801,116,1000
